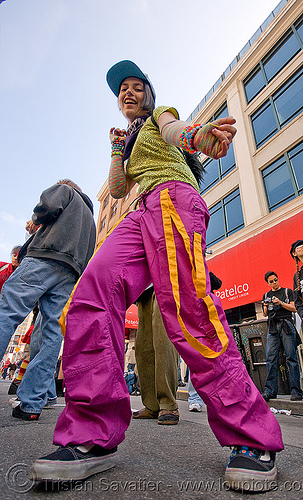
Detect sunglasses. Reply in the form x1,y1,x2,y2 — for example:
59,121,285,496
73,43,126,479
268,278,278,284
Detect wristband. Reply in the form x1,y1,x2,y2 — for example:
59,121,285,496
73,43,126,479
179,124,201,154
111,136,125,156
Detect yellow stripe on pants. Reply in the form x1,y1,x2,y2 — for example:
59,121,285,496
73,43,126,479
160,188,228,359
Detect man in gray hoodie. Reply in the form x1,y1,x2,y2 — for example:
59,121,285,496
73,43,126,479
0,179,96,420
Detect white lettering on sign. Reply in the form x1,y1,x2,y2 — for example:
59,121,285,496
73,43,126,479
215,283,250,301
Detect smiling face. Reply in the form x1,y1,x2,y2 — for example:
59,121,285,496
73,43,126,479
118,77,148,124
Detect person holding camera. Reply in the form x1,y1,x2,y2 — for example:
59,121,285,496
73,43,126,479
262,271,302,402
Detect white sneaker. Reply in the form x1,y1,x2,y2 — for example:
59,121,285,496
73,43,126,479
188,402,203,412
9,397,21,408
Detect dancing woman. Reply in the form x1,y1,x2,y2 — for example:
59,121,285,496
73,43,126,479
31,61,283,492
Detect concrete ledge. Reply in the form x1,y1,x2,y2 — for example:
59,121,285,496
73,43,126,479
177,389,188,401
265,397,303,416
177,390,303,415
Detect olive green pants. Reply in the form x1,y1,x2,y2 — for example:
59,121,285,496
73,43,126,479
136,288,178,412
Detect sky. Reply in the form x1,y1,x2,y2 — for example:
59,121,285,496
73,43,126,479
0,0,283,262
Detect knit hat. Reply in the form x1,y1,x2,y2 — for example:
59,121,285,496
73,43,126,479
106,60,156,100
290,240,303,258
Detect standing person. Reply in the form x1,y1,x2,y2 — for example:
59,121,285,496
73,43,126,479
31,61,283,492
133,286,180,425
291,240,303,321
0,245,22,293
0,179,96,420
261,271,302,402
8,361,17,380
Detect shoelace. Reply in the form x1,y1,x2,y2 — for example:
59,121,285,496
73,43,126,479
229,446,262,462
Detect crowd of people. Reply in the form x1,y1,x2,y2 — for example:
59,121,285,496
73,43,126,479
0,60,302,494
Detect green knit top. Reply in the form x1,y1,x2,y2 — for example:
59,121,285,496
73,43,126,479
126,106,199,194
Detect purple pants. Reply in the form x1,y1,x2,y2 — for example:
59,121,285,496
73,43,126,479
54,181,283,452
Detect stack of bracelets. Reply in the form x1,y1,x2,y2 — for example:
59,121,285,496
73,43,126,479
179,124,202,154
111,136,125,156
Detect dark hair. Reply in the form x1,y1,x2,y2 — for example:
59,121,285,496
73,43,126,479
186,151,205,185
264,271,278,282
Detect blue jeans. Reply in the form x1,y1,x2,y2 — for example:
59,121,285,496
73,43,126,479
29,312,57,401
188,372,204,406
0,257,76,413
264,319,302,397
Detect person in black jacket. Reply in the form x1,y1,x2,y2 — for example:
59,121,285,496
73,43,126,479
0,179,96,420
290,240,303,320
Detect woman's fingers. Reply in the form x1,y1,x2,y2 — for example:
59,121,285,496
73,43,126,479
213,116,236,126
109,127,128,138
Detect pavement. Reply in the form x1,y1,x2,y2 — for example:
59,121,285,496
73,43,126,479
1,379,303,500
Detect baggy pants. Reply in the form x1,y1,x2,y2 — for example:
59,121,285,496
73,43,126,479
54,181,283,452
136,289,179,412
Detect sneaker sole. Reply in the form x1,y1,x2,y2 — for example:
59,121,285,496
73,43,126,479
225,464,277,491
30,452,117,481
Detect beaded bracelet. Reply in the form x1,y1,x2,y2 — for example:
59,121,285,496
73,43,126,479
179,124,202,154
111,136,125,156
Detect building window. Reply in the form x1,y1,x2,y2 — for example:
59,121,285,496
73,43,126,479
103,195,109,210
251,65,303,148
206,188,244,246
110,201,118,219
262,140,303,211
200,103,236,193
243,15,303,104
100,216,106,231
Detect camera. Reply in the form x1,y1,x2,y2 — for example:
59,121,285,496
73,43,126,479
263,297,275,313
263,298,273,304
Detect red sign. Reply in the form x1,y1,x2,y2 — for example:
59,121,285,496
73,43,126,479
125,304,139,329
208,211,303,310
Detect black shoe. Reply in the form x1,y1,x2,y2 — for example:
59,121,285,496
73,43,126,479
290,393,303,401
12,404,40,421
56,379,65,397
8,381,20,395
30,445,117,481
262,392,276,402
225,446,277,491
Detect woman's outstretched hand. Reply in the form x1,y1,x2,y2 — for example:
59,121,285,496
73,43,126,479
109,127,128,143
211,117,237,159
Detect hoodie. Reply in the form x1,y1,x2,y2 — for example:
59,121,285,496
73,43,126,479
22,183,96,277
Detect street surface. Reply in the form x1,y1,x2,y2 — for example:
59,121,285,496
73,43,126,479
0,379,302,499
